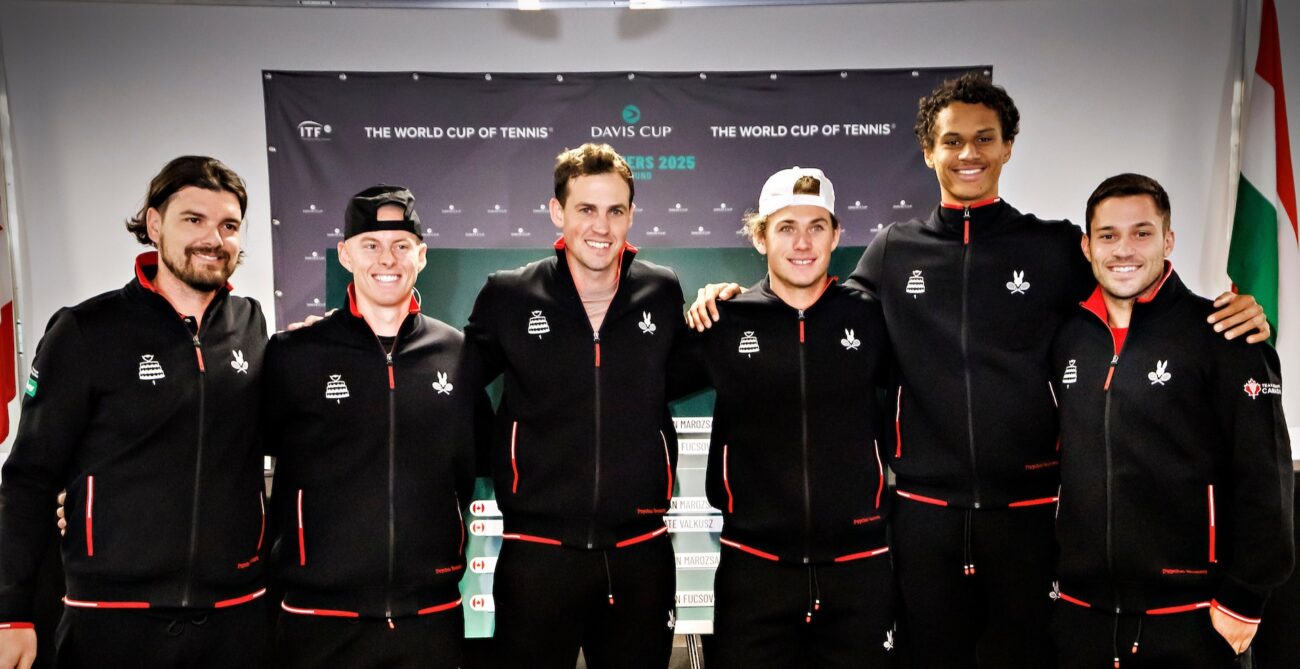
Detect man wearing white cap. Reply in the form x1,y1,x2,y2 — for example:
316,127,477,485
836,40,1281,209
690,168,894,667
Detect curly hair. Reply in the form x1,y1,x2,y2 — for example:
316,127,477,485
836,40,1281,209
125,156,247,246
914,72,1020,151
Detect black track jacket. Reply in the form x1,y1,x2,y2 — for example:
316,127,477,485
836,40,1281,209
697,278,891,564
1051,267,1293,621
850,198,1093,508
0,253,267,623
264,288,481,619
465,241,686,549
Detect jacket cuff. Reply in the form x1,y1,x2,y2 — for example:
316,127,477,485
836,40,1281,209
0,622,34,630
1212,579,1269,623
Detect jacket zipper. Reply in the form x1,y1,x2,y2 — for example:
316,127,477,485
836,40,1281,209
383,343,398,620
960,206,981,508
85,475,95,556
182,319,206,606
589,330,602,549
798,309,812,563
1104,354,1119,614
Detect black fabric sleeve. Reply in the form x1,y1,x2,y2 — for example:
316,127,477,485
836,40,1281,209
1211,342,1294,621
0,310,94,622
846,226,889,297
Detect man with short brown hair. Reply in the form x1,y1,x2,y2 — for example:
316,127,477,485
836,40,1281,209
466,143,688,668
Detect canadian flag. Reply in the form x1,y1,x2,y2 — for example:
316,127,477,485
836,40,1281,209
0,223,15,446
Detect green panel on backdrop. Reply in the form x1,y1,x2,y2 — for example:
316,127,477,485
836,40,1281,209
326,246,867,414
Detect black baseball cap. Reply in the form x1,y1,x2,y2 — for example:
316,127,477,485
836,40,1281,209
344,185,422,240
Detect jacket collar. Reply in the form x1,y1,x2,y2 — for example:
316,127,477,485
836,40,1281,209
1080,261,1181,326
134,250,234,294
341,282,421,338
928,197,1013,240
551,238,639,295
755,275,839,312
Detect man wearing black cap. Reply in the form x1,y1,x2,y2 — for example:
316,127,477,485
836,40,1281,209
0,156,269,669
263,185,482,668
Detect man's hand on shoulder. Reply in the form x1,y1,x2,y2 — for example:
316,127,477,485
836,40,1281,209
1208,292,1270,343
284,310,334,332
685,283,745,332
0,627,37,669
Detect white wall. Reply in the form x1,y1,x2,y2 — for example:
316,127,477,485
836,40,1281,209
0,0,1297,349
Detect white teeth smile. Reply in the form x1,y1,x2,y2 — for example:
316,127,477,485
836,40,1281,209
1112,266,1138,273
374,274,400,283
958,168,983,175
587,241,611,249
790,259,814,266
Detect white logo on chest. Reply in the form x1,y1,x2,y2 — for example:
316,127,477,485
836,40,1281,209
738,331,760,357
138,355,165,384
325,374,350,402
639,311,657,335
1148,360,1171,386
1006,270,1030,295
433,371,454,395
1062,360,1078,386
230,350,249,374
905,270,926,297
841,329,860,351
526,310,550,338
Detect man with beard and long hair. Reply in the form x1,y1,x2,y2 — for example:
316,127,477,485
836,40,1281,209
0,156,270,669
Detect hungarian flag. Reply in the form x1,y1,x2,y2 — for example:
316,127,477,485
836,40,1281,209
0,222,15,447
1227,0,1298,454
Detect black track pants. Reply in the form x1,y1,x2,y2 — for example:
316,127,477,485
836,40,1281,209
53,598,268,669
891,496,1057,669
706,546,896,669
271,606,463,669
1052,600,1244,669
492,533,675,669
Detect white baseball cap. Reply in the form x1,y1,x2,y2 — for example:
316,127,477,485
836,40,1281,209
758,167,836,217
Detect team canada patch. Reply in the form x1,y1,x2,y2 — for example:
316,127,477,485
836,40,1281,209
1242,378,1282,400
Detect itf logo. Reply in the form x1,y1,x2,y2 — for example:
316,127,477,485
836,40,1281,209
297,120,332,140
622,105,642,124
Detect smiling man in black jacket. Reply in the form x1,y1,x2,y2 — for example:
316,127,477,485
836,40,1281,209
465,143,687,669
694,167,895,668
0,156,269,669
1050,174,1292,667
688,73,1272,668
263,186,481,668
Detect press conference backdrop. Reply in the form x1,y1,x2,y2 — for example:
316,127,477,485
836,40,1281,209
269,66,977,636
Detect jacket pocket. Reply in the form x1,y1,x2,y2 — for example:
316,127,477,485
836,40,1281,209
85,475,95,557
872,439,885,510
893,387,903,459
238,491,265,570
722,444,734,513
296,489,306,566
510,421,520,494
1207,484,1217,564
661,430,674,502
